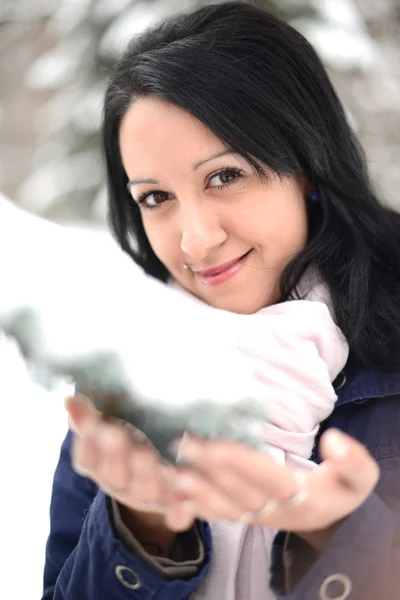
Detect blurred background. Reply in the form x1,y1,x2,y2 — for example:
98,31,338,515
0,0,400,227
0,1,399,598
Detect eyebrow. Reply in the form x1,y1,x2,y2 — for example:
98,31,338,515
127,148,235,188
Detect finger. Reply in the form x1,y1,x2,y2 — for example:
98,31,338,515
173,465,268,514
65,394,99,434
168,470,246,521
164,501,197,532
67,395,102,475
70,425,100,476
97,421,132,491
320,429,379,493
179,437,298,501
128,447,167,505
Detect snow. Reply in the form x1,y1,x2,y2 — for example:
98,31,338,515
18,151,102,213
293,0,379,70
25,35,91,90
0,195,260,410
98,2,159,59
25,50,76,89
299,22,377,69
316,0,365,30
0,0,56,21
70,83,106,135
92,0,136,23
48,0,94,36
34,88,85,136
0,194,133,596
0,336,71,598
0,193,267,595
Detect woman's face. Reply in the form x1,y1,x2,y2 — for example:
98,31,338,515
119,97,309,314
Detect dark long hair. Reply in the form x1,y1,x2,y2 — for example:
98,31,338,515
102,1,400,370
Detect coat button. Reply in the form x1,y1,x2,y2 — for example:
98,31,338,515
115,565,141,590
319,573,352,600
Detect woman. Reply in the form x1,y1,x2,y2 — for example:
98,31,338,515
43,3,400,599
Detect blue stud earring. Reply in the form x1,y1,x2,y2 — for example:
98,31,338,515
308,191,320,202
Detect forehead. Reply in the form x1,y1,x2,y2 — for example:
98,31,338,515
119,97,225,170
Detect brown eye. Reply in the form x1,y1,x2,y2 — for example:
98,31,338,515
208,168,243,189
136,191,171,210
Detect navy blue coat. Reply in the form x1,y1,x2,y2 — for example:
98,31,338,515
42,355,400,599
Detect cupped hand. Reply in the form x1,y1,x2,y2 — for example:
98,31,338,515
164,429,380,544
64,396,380,546
64,394,195,531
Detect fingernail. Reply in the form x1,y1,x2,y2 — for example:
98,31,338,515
67,395,89,412
325,429,348,459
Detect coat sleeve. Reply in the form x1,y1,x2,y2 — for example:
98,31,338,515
270,396,400,599
42,430,212,600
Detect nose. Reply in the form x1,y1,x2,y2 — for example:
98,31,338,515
180,200,227,260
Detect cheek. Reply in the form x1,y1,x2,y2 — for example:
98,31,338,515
142,221,164,259
143,220,178,269
255,197,308,258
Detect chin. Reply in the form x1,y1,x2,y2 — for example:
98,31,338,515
206,295,267,315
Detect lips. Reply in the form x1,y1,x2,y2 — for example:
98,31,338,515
197,251,251,278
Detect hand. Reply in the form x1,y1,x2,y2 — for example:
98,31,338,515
164,429,380,546
65,395,195,532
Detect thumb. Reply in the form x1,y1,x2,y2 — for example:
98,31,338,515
65,394,98,434
319,428,379,494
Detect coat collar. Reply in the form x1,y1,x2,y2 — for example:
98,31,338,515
334,353,400,407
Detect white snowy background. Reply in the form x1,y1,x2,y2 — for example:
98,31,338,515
0,195,126,598
0,337,71,598
1,0,399,223
0,0,399,598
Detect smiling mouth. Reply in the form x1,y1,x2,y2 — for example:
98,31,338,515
195,250,253,286
196,250,252,278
